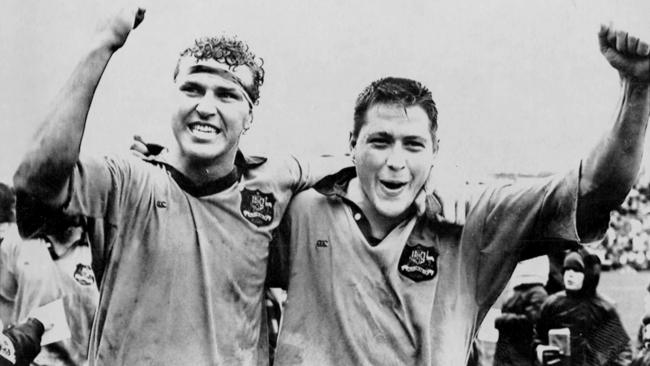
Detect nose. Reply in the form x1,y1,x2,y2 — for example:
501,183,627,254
195,96,217,119
386,147,406,171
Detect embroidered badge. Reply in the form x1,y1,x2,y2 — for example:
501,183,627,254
0,333,16,364
241,189,276,226
398,244,438,282
73,263,96,286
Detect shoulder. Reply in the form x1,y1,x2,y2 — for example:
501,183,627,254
1,225,46,260
239,152,296,182
542,291,567,309
593,293,618,314
287,187,329,214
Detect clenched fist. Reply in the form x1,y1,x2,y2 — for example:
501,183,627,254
95,2,146,51
599,25,650,83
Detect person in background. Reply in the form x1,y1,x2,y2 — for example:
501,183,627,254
493,256,550,366
535,249,632,366
0,212,98,366
0,183,15,240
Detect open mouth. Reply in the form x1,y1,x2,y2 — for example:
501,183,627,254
188,123,221,137
379,180,408,191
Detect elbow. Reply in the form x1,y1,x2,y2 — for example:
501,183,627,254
13,163,38,196
13,161,69,205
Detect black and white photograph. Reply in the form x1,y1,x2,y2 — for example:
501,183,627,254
1,0,650,365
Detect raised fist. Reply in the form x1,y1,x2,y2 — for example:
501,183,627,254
95,3,146,50
599,25,650,83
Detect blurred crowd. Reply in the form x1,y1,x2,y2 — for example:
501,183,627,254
599,183,650,271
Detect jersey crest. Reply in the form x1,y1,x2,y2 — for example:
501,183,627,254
73,263,96,286
241,189,276,226
398,244,438,282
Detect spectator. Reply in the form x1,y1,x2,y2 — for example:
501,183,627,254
0,183,15,239
0,214,98,366
536,249,632,366
493,256,549,366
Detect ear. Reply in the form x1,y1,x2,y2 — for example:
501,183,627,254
348,132,357,151
432,137,440,158
243,110,254,131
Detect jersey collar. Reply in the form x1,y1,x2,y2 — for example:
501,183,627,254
144,150,267,197
314,167,444,246
313,167,444,217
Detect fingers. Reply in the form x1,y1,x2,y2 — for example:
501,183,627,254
129,135,149,155
627,34,640,54
638,39,650,57
615,29,628,53
133,7,146,29
600,24,650,57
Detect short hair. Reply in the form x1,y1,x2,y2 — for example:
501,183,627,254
0,182,15,223
352,77,438,140
173,35,265,105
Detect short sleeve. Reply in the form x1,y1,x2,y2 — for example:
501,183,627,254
479,167,582,257
64,155,122,219
16,154,144,272
288,155,352,193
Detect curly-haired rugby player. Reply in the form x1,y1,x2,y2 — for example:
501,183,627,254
12,5,346,366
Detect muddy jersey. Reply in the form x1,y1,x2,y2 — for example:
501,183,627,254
17,151,344,366
272,166,606,366
0,224,98,366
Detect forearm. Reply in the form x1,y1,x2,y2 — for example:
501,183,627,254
13,40,116,206
580,80,650,210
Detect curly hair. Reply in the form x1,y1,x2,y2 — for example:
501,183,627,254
173,35,265,105
352,77,438,140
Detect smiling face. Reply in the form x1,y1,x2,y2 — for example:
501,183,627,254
351,103,437,220
171,57,254,168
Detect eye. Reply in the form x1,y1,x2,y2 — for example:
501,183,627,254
405,141,426,152
368,138,389,148
179,84,203,97
217,90,243,102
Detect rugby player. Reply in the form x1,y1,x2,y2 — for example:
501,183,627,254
12,4,348,365
271,26,650,365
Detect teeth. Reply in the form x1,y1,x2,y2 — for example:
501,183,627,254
190,124,218,134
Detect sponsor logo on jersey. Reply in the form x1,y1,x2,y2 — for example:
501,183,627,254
398,244,438,282
315,240,329,248
0,333,16,364
73,263,96,286
241,189,276,226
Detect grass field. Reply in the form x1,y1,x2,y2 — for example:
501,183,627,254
599,270,650,341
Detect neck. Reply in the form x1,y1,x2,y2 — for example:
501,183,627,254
347,177,409,239
168,148,237,185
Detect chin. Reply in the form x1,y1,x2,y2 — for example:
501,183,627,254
375,201,412,219
181,142,227,161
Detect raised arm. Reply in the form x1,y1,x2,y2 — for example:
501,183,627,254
578,25,650,237
12,5,145,206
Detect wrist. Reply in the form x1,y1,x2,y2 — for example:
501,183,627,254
89,31,126,54
622,77,650,91
621,78,650,104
